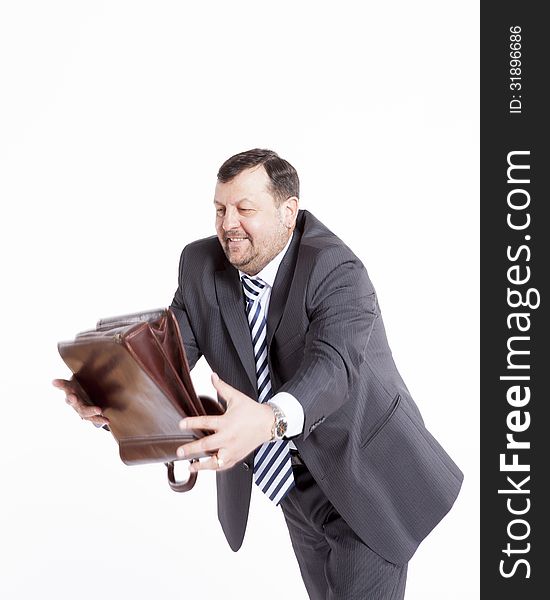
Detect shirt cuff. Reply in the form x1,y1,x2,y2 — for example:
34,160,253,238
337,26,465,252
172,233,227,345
268,392,305,438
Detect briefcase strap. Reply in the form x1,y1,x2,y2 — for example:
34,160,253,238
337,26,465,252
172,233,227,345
165,459,198,492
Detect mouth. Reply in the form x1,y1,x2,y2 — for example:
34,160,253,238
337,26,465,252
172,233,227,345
226,236,249,242
225,236,250,249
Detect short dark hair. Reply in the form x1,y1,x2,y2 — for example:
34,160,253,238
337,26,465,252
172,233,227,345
217,148,300,205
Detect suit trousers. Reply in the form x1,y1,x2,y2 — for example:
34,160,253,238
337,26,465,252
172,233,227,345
280,452,408,600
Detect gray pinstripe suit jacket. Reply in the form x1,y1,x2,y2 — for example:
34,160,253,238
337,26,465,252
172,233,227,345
170,209,463,566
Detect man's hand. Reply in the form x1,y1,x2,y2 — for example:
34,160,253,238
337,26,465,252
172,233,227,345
176,373,275,472
52,378,109,427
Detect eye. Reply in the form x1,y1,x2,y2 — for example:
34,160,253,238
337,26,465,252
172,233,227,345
215,207,225,216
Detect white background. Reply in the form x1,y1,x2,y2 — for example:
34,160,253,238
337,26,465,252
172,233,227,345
0,1,479,598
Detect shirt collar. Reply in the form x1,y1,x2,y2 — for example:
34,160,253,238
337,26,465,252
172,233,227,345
239,233,294,288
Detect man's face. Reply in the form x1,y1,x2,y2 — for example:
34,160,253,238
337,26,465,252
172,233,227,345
214,165,297,276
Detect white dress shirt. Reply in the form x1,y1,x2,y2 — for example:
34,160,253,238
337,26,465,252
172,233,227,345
238,233,305,444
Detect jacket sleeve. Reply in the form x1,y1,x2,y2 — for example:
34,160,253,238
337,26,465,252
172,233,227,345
277,244,378,440
169,247,202,370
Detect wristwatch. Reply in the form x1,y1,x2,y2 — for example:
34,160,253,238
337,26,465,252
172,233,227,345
268,403,288,441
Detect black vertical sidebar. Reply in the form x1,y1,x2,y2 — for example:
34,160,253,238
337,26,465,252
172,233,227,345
481,2,549,598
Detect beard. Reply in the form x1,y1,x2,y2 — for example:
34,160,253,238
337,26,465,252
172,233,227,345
221,223,290,276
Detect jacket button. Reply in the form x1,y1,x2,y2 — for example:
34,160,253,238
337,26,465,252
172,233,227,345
242,462,250,471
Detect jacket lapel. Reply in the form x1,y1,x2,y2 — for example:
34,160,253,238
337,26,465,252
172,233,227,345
266,225,302,346
214,267,257,391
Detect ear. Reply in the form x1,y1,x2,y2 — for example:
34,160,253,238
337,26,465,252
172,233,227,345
282,196,299,229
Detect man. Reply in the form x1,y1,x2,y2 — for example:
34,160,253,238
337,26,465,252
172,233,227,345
54,149,463,599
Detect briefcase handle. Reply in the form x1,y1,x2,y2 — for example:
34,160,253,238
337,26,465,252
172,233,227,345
163,394,224,492
165,459,199,492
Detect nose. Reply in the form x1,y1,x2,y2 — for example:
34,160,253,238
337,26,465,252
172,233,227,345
222,206,240,232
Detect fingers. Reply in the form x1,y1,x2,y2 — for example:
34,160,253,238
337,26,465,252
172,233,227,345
88,414,110,426
188,449,231,472
77,402,105,419
61,388,108,424
179,415,221,431
53,377,91,401
211,372,238,403
188,455,222,472
176,432,223,459
52,378,73,392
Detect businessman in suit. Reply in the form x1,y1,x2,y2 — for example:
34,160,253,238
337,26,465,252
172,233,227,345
54,149,463,599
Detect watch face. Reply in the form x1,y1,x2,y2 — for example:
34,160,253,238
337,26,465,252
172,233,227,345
276,419,287,438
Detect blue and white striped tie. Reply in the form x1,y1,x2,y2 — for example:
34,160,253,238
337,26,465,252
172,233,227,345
241,275,295,505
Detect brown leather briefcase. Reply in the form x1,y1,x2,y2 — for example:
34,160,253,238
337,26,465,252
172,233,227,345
57,308,223,492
